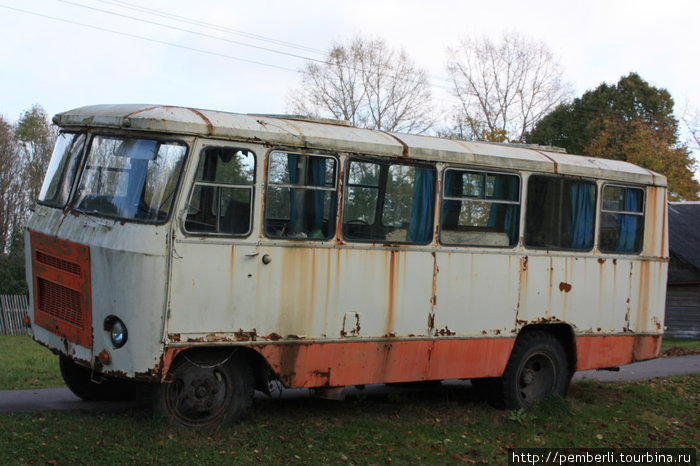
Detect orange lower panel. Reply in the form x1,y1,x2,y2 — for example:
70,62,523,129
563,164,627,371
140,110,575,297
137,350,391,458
575,335,661,371
253,338,516,388
161,334,662,387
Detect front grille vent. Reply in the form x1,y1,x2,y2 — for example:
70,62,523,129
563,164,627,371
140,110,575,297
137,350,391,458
37,277,83,327
36,251,81,275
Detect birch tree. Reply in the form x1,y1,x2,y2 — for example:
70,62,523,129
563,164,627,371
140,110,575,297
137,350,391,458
289,36,434,134
446,32,571,142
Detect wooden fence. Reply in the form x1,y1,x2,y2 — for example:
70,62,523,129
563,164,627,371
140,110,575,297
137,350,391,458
0,295,29,336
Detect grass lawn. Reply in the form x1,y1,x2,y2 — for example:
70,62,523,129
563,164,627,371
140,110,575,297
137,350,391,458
0,336,62,390
0,334,698,464
0,375,697,464
660,336,700,355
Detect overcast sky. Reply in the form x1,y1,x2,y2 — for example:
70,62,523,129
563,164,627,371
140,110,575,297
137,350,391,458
1,0,698,149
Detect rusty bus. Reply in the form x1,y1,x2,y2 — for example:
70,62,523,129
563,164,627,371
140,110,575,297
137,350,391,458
25,104,668,428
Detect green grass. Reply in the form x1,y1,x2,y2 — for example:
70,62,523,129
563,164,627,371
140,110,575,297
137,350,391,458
660,336,700,354
0,336,62,390
0,375,698,464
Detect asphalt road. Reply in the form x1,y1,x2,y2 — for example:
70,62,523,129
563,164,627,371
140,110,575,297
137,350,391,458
0,354,698,414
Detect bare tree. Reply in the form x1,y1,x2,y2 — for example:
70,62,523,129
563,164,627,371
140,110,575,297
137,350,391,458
681,105,700,151
446,32,571,142
0,116,22,253
288,36,434,134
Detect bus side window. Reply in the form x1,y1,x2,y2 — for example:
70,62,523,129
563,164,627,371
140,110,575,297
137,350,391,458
524,175,596,251
264,151,337,240
342,159,436,244
185,147,255,236
439,169,520,247
599,185,644,253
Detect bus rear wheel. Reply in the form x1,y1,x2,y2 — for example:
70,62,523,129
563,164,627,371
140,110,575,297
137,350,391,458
498,331,570,409
154,351,254,429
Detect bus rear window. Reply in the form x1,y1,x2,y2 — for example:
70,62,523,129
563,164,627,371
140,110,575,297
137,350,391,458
74,136,186,223
599,185,644,253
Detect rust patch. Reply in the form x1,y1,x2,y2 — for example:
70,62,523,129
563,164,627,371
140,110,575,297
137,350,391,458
597,258,605,265
430,251,439,308
188,107,214,134
558,282,572,293
427,312,435,331
234,329,258,341
312,369,331,386
381,131,410,157
341,311,360,337
263,332,282,341
536,150,559,173
436,326,455,336
386,251,398,334
169,333,181,342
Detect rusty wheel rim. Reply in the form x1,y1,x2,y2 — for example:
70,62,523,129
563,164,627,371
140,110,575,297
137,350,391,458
516,351,556,405
165,363,231,427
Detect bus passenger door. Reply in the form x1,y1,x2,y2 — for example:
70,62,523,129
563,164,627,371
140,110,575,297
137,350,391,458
166,144,262,341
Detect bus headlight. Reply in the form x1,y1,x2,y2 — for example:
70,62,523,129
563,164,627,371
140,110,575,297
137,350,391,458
105,316,128,348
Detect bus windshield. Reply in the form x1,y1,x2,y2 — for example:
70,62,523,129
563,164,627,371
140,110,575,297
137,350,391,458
73,135,187,223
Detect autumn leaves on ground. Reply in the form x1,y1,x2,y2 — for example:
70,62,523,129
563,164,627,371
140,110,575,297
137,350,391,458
0,336,698,464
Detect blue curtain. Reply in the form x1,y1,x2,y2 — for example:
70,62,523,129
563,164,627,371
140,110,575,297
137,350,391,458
570,183,594,249
309,157,327,232
287,154,299,234
407,168,435,243
617,189,639,252
487,176,519,244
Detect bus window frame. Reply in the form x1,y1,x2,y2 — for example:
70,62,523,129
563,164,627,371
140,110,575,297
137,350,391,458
263,149,339,241
183,145,257,238
37,131,87,209
438,166,522,249
341,155,437,246
598,182,646,255
523,174,598,253
68,131,191,226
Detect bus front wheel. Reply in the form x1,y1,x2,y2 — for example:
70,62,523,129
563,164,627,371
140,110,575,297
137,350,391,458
498,331,570,409
59,355,137,401
154,351,254,429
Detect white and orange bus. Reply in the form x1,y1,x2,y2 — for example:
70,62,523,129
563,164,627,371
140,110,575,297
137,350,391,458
25,104,668,428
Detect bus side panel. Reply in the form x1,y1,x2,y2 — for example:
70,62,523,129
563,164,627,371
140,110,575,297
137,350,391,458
167,244,437,341
516,255,631,332
253,338,515,387
575,335,662,371
433,251,520,336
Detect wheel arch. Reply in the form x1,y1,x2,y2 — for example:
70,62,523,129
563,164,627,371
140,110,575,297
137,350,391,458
162,345,274,393
516,323,576,376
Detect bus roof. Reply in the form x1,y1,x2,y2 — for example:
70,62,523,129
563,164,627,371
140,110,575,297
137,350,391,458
53,104,666,187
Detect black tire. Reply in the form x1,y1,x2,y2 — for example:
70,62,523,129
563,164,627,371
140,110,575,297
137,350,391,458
153,351,254,430
470,377,499,402
497,331,570,409
59,355,137,401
